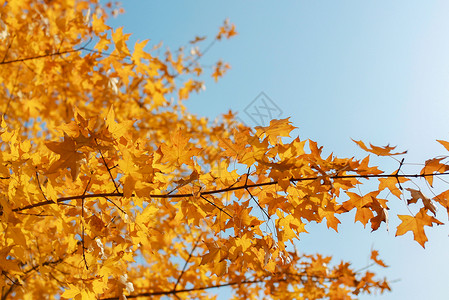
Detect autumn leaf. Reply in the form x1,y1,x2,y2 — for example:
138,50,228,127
211,60,230,82
61,284,81,299
406,188,437,216
396,208,443,247
132,39,149,63
0,245,20,273
355,207,374,227
420,157,449,186
106,106,134,140
111,26,131,55
160,129,201,166
437,139,449,152
255,118,297,144
189,36,206,44
378,174,409,199
45,135,84,179
352,139,407,156
1,1,446,299
370,250,388,268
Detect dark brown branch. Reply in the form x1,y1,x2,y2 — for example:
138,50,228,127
395,158,405,190
0,38,128,66
80,178,91,270
8,171,449,214
100,278,269,300
0,45,83,65
1,270,20,300
100,270,346,300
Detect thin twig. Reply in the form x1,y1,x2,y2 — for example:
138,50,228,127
200,195,232,218
395,158,405,190
104,197,126,215
0,38,128,65
246,187,270,220
1,35,15,63
95,138,120,193
80,178,92,270
173,234,202,291
35,172,49,202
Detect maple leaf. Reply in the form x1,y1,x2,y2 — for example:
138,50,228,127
406,188,437,216
352,139,407,156
255,118,296,144
160,129,201,166
396,208,443,247
106,106,134,140
342,191,379,211
355,207,374,227
318,206,341,232
211,60,230,82
378,174,409,199
433,190,449,219
132,39,149,63
61,284,81,299
370,207,389,232
111,27,131,55
0,245,20,273
356,156,384,175
437,139,449,152
45,135,84,179
189,36,206,44
370,250,388,268
420,157,449,186
4,1,448,298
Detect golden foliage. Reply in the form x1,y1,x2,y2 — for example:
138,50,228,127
0,1,448,299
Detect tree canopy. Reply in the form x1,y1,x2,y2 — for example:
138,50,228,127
1,1,448,299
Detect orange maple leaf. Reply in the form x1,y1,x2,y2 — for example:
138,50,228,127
406,188,437,216
352,139,407,156
420,157,449,187
378,174,409,199
370,249,388,268
0,245,20,273
45,135,84,179
395,208,443,247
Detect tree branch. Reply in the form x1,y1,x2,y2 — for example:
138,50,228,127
100,270,347,299
7,171,449,214
100,278,269,299
0,38,128,66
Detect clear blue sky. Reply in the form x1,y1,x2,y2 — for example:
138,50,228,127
106,1,449,299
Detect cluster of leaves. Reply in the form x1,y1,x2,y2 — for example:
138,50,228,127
1,0,448,299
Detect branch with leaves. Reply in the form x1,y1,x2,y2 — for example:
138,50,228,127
0,1,445,300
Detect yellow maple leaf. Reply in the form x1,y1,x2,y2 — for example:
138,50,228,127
106,106,134,140
255,118,296,144
61,284,81,299
160,129,200,166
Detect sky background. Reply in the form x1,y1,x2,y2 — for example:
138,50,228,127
106,1,449,299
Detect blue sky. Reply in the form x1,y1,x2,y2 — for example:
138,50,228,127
106,1,449,299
